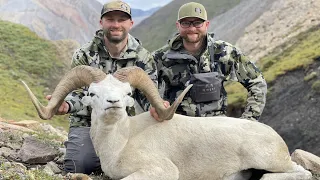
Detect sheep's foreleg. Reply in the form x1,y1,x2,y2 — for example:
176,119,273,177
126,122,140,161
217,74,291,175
260,163,312,180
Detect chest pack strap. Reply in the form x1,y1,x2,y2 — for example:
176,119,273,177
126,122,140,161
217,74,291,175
209,44,217,72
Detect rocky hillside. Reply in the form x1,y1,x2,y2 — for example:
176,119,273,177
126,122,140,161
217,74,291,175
236,0,320,61
0,118,109,179
225,25,320,157
258,26,320,157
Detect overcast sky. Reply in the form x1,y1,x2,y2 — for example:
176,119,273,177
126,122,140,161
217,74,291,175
97,0,172,10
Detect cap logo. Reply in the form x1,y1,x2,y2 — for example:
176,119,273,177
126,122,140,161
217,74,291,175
121,3,128,11
195,7,202,14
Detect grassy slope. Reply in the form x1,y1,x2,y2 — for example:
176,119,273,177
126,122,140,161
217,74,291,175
0,20,69,129
226,26,320,106
131,0,242,51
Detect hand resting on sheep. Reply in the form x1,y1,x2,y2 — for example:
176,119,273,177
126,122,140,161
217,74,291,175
22,65,312,180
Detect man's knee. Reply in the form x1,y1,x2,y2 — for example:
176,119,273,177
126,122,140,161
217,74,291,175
64,127,101,174
64,155,100,174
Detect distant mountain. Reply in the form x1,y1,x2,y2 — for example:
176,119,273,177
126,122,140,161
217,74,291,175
0,0,101,44
132,7,161,27
132,7,160,17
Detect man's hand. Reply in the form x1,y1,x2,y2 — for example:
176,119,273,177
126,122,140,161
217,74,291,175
46,95,69,115
150,101,170,121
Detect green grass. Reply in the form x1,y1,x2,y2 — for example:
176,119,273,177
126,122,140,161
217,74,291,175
0,20,69,130
257,26,320,83
225,82,247,106
131,0,241,51
226,26,320,106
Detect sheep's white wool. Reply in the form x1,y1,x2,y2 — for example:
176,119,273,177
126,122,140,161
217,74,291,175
87,75,312,180
23,65,312,180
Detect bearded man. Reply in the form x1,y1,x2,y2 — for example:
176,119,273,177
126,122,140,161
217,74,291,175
151,2,267,122
47,0,157,174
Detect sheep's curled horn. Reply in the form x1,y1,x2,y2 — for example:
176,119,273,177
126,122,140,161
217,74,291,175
21,65,192,121
113,66,192,121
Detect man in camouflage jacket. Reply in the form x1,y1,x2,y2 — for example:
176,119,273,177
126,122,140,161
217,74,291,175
151,2,267,121
50,1,157,174
66,30,156,128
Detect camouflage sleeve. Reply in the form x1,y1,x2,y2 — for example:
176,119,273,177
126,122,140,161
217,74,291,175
228,45,267,121
65,48,89,113
133,51,158,112
70,48,89,68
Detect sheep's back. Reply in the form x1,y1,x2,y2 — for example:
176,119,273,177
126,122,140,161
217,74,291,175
125,114,289,179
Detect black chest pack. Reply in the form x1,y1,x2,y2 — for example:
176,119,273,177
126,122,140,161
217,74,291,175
189,45,222,103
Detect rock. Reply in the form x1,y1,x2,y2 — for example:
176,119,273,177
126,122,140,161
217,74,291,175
292,149,320,174
17,136,60,164
40,123,68,141
45,161,62,174
0,147,15,158
0,130,24,151
43,164,55,176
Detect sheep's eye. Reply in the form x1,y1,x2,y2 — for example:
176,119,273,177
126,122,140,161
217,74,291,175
89,93,96,97
127,92,132,96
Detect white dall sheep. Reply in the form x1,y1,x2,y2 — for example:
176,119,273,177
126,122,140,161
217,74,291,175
22,65,312,180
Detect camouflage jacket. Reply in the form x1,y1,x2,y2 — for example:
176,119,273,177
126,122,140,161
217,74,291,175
153,33,267,121
65,30,157,127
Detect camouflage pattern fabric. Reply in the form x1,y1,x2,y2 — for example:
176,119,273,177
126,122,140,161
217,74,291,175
65,30,157,127
153,33,267,121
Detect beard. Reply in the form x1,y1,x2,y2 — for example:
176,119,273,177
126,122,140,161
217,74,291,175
103,27,128,44
180,32,204,43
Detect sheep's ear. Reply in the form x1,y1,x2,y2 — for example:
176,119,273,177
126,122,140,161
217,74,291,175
81,96,93,106
124,96,134,107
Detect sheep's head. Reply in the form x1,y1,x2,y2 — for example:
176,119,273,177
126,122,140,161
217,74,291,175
22,65,192,121
82,75,134,118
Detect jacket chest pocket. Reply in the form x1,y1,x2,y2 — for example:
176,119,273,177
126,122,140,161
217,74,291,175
189,72,222,103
